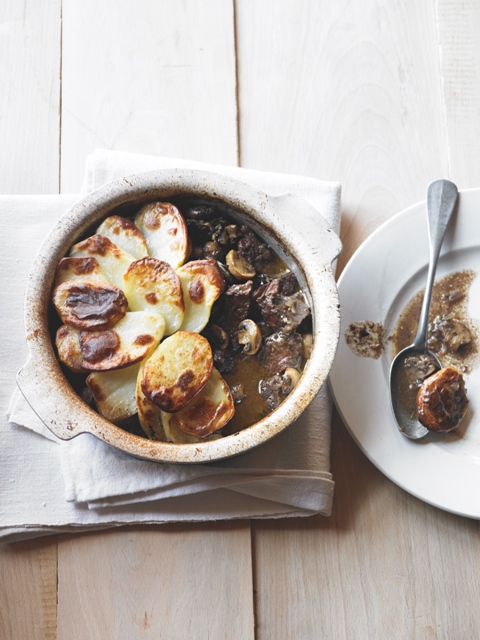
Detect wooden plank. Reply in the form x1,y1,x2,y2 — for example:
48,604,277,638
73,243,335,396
0,0,61,194
57,525,254,639
235,0,449,274
235,1,480,638
0,539,57,640
60,0,238,192
435,0,480,188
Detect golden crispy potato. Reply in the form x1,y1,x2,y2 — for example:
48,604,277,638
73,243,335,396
123,257,184,335
417,366,468,432
56,312,166,372
170,368,234,437
162,412,223,444
176,260,225,333
136,362,166,441
96,215,148,260
86,363,140,423
135,202,190,269
141,331,213,412
54,257,106,287
52,278,128,330
70,234,134,291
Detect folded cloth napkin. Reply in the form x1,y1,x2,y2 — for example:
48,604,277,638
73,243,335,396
3,150,341,543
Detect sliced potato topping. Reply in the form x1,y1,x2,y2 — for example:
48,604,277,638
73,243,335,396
70,234,134,292
135,202,190,269
96,215,148,260
52,278,128,330
162,412,223,444
176,259,225,333
56,311,166,372
136,362,166,441
141,331,213,412
55,257,106,287
123,257,185,335
172,368,234,437
86,363,140,423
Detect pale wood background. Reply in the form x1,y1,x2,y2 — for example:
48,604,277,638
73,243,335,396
2,1,480,638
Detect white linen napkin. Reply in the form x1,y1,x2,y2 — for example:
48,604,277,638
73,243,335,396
3,150,341,542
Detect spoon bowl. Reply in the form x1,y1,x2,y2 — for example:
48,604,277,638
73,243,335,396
389,179,458,439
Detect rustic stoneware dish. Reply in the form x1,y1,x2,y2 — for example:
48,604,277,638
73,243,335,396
16,169,342,463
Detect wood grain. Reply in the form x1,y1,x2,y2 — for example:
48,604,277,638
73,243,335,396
60,0,238,192
57,525,254,640
0,0,61,194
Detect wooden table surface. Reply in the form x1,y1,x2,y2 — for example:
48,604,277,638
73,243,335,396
2,1,480,638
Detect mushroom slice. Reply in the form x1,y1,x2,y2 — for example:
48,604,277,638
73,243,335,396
172,368,234,437
176,260,225,333
96,215,148,260
86,363,140,423
141,331,213,412
56,312,165,372
135,202,190,269
136,362,166,441
237,319,262,355
52,278,128,330
162,412,223,444
123,257,185,335
54,257,106,287
70,234,134,292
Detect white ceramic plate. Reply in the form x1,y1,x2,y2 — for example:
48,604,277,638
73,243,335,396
329,188,480,518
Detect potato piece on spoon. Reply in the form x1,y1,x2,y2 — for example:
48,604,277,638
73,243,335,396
176,260,225,333
86,362,140,423
70,234,134,292
96,215,148,260
52,277,128,330
135,202,190,269
123,257,185,335
56,311,166,372
141,331,213,412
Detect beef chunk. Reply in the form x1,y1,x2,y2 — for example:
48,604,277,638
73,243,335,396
212,347,234,375
237,228,273,271
258,330,302,374
254,274,310,331
259,373,284,411
184,204,217,221
221,281,253,339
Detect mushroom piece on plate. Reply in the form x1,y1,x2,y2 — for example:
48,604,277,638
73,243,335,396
96,215,148,260
52,277,128,330
123,257,185,335
166,368,234,438
176,259,225,333
70,234,134,292
135,202,190,269
141,331,213,412
86,362,140,423
54,256,107,287
56,311,166,372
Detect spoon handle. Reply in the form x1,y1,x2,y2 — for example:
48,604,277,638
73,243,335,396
413,179,458,350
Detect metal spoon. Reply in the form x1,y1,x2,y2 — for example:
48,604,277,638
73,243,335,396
389,179,458,439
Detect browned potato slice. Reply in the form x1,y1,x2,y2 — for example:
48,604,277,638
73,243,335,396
86,363,140,423
416,366,468,432
54,257,106,287
123,257,184,335
70,234,134,291
135,202,190,269
136,362,166,441
96,215,148,260
56,312,166,372
141,331,213,412
170,368,234,437
162,412,223,444
176,260,225,333
52,278,128,330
